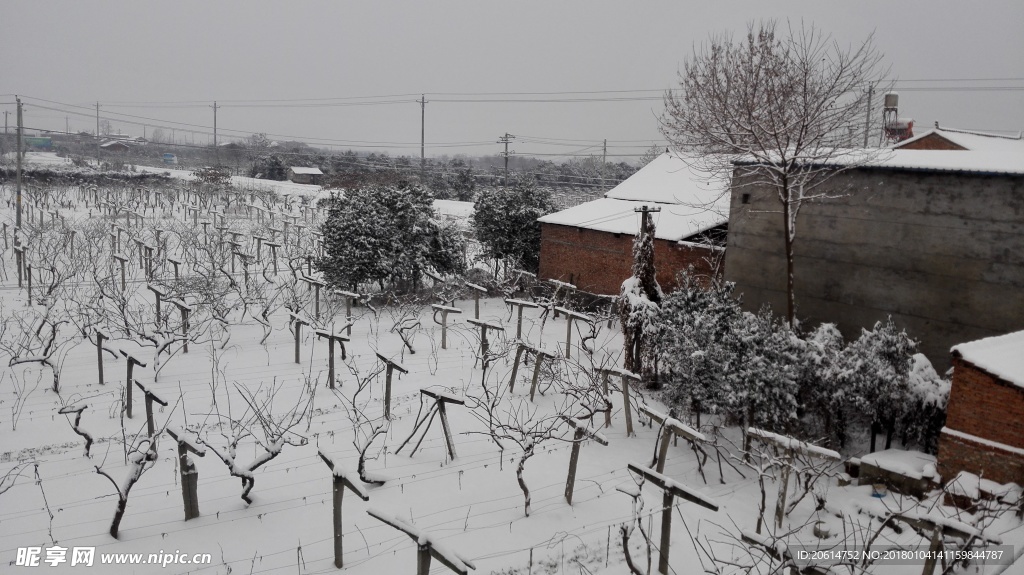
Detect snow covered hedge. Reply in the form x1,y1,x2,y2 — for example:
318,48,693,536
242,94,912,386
655,271,949,452
315,182,466,291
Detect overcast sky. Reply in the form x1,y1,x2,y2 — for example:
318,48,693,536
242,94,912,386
3,0,1022,161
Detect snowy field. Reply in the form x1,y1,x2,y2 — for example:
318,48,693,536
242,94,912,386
0,165,1021,575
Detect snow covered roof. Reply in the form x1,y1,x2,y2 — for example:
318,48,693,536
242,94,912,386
289,166,323,175
735,148,1024,176
895,126,1024,153
952,330,1024,388
538,153,729,241
433,199,474,220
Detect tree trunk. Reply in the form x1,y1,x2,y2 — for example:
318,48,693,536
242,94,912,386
109,496,128,538
781,178,796,328
517,446,534,517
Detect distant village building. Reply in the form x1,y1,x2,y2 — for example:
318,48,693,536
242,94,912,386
938,330,1024,487
723,146,1024,370
537,153,729,296
100,140,130,152
289,166,323,184
894,124,1023,151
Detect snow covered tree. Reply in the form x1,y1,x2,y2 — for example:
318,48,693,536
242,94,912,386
836,318,917,452
316,182,466,291
660,21,889,326
656,272,743,423
472,176,554,274
620,211,661,384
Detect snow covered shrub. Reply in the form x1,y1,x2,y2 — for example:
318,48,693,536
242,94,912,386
895,353,949,453
792,323,848,445
316,183,466,291
620,213,661,384
472,176,554,274
656,272,742,420
833,317,917,450
656,272,799,431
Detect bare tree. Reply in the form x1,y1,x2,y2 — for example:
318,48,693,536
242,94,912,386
199,379,310,504
660,21,889,326
95,435,159,538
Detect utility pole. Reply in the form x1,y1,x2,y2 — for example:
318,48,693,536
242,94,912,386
863,84,874,148
15,97,23,234
212,101,220,166
634,205,661,240
5,111,9,134
420,94,427,181
602,139,607,164
65,116,69,135
497,133,515,187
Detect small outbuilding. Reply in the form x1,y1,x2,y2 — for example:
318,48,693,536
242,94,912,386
937,330,1024,487
100,140,130,152
537,152,729,296
289,166,323,184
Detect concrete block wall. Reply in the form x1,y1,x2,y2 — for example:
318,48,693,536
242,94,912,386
538,223,721,296
723,168,1024,370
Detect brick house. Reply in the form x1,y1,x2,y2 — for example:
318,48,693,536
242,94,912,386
937,330,1024,486
723,149,1024,370
895,125,1023,151
537,153,728,296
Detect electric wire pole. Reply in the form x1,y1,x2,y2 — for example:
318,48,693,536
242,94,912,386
497,133,515,187
212,101,220,166
420,94,427,181
15,97,23,234
96,102,101,165
863,84,874,148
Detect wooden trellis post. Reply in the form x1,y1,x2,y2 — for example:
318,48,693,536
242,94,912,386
172,300,192,353
133,237,145,268
431,304,462,349
466,318,504,368
638,405,705,473
335,290,360,336
289,312,309,364
464,281,487,319
888,513,995,575
367,509,476,575
627,462,719,575
597,367,640,436
133,379,167,437
143,245,154,279
547,279,577,319
554,307,593,360
746,428,840,530
561,416,608,504
119,351,147,419
303,277,326,319
504,298,539,339
315,329,350,389
397,388,464,461
528,348,555,402
166,426,206,521
113,253,128,290
318,451,370,569
507,341,545,393
375,352,408,419
167,256,181,280
95,329,109,385
147,284,166,328
265,242,280,274
252,235,265,262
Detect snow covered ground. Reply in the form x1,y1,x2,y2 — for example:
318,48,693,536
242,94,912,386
0,175,1021,574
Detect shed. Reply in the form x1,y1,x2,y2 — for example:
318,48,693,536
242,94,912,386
536,153,729,295
289,166,323,184
937,330,1024,487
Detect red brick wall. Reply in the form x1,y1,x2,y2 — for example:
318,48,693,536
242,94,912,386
538,223,722,295
937,431,1024,486
897,134,967,150
936,356,1024,485
945,357,1024,449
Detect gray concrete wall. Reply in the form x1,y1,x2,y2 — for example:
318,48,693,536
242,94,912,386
723,167,1024,371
